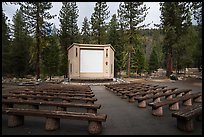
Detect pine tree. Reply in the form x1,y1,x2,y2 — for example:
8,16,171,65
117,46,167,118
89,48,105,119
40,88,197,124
59,2,79,78
90,2,110,44
107,14,122,77
81,16,90,43
132,47,146,75
19,2,56,80
160,2,192,77
41,25,60,80
10,9,32,77
118,2,149,77
2,8,11,76
149,47,159,73
191,2,202,70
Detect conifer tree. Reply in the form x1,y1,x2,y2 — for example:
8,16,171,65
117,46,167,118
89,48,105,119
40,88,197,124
10,9,32,77
2,8,11,76
149,47,159,73
90,2,110,44
118,2,149,77
160,2,192,77
81,16,90,43
107,14,122,77
19,2,56,80
41,25,60,80
59,2,79,78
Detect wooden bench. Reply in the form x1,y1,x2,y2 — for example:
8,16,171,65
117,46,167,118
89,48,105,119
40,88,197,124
135,89,191,108
126,86,168,102
172,104,202,132
148,92,202,116
9,90,95,98
118,85,167,99
130,87,177,99
2,99,101,113
2,107,107,135
2,94,97,104
33,88,92,94
105,83,148,92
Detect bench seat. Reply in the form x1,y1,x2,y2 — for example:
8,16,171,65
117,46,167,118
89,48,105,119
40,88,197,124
2,94,97,104
9,90,95,98
172,104,202,131
2,99,101,113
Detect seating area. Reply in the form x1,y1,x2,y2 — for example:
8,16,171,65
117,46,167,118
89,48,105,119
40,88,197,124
2,84,107,135
105,82,202,132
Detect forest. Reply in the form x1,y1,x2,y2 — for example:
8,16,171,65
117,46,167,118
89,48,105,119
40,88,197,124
2,2,202,80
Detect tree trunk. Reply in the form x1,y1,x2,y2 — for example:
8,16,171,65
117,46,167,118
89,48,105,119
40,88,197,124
36,4,40,80
127,52,131,78
166,53,173,77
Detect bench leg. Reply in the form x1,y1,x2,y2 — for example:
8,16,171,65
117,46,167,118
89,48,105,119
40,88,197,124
194,96,202,103
176,93,183,98
88,121,102,135
87,108,97,114
86,101,94,104
165,95,173,100
45,118,60,131
177,118,194,132
129,97,136,103
169,102,179,111
31,105,39,109
121,94,127,99
8,115,24,127
56,106,66,111
138,100,146,108
153,97,160,103
2,104,13,108
117,92,122,96
195,115,202,121
152,106,163,116
183,98,192,106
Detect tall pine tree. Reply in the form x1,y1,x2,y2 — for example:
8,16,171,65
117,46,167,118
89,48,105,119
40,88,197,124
10,9,32,77
41,25,60,80
19,2,56,80
90,2,110,44
81,16,90,43
148,46,159,73
2,7,11,76
59,2,79,78
118,2,149,77
107,14,122,77
160,2,192,77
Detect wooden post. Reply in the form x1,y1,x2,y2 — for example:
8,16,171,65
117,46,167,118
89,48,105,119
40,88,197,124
129,97,136,103
45,117,60,131
87,108,97,114
194,96,202,103
177,118,194,132
138,100,146,108
8,115,24,127
183,99,192,106
88,121,102,135
169,102,179,111
152,107,163,116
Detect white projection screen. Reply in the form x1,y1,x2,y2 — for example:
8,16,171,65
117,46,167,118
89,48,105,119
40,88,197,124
80,49,103,73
